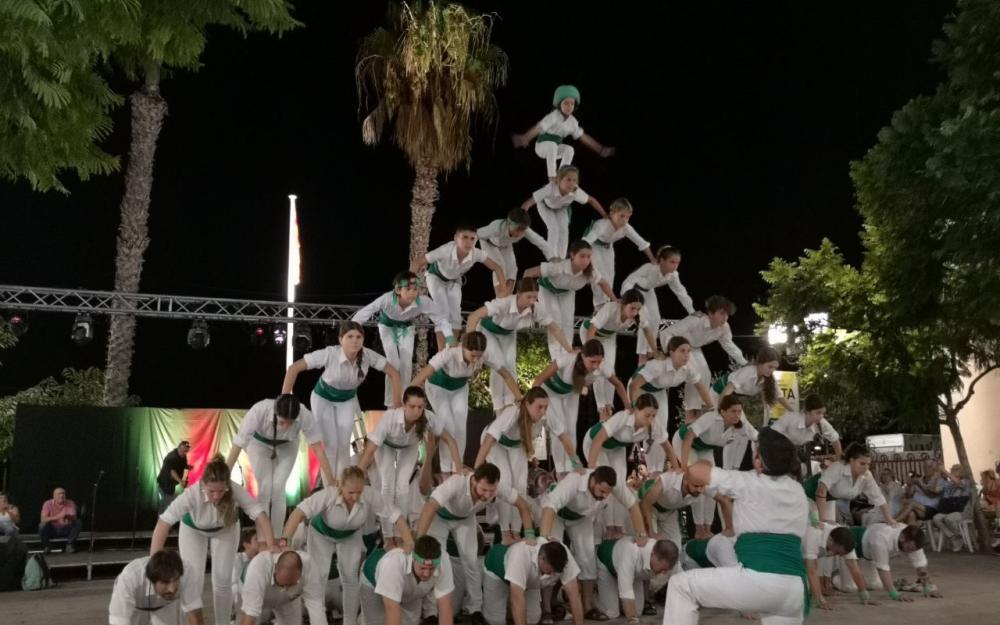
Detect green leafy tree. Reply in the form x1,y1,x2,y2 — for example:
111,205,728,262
470,332,549,409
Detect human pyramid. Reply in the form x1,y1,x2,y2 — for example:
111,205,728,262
113,86,943,625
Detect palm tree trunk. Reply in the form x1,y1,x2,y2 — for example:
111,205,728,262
943,411,992,552
409,158,438,368
102,80,167,406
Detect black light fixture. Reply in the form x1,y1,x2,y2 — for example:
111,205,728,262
293,326,312,353
250,324,268,347
273,325,287,346
187,319,210,350
71,313,93,345
7,312,28,337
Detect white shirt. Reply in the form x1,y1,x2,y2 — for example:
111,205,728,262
588,301,649,335
240,551,326,624
483,295,554,331
660,313,747,366
651,471,700,511
803,523,857,560
725,364,764,396
297,486,401,533
425,241,489,280
431,474,519,518
583,219,650,251
371,548,454,603
540,258,604,292
352,291,453,336
303,346,387,390
636,358,700,392
818,462,886,506
542,469,637,521
688,411,755,448
537,110,584,141
428,345,504,381
708,467,809,540
770,411,840,447
598,410,649,445
545,350,608,427
503,540,580,590
232,398,323,449
485,404,543,446
477,219,553,257
109,556,201,625
368,408,446,448
160,481,264,529
621,264,694,314
861,524,928,571
608,538,656,599
532,182,590,211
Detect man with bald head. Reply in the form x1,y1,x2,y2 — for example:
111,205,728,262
239,550,327,625
39,486,81,554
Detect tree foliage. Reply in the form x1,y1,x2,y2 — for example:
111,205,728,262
470,332,549,409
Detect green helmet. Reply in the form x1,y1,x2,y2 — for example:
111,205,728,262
552,84,581,108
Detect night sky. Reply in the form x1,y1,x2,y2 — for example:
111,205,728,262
0,1,954,409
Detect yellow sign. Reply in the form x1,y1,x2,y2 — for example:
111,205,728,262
768,370,799,422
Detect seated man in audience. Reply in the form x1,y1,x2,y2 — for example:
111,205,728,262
0,491,21,537
109,550,204,625
932,464,974,552
482,539,583,625
359,536,455,625
39,486,81,554
238,550,327,625
896,461,946,525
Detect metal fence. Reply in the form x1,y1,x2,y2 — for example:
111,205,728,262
871,451,944,481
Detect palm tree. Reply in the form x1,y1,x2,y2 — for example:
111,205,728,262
356,1,508,362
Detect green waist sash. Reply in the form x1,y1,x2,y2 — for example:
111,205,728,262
597,539,618,577
587,421,630,450
181,513,224,533
684,538,713,568
801,474,837,502
710,373,729,395
499,434,521,448
484,543,509,581
480,317,513,336
428,368,470,391
362,548,386,586
310,514,359,541
313,379,358,403
735,533,810,618
638,478,669,513
427,262,455,282
849,526,867,559
582,319,616,338
538,277,570,295
378,311,413,328
252,432,290,446
591,238,612,248
436,507,469,521
557,506,585,522
677,423,718,452
537,133,564,144
543,373,574,395
631,367,663,393
382,438,412,450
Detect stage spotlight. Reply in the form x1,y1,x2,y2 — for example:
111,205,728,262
250,324,268,347
7,312,28,337
71,313,93,345
294,326,312,353
273,326,287,346
187,319,210,350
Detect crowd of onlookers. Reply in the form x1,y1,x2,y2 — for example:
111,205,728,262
0,487,82,553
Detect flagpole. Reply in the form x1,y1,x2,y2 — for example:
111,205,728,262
286,195,299,369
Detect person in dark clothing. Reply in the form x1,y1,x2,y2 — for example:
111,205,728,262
157,441,193,513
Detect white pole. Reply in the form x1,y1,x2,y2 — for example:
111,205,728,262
286,195,299,369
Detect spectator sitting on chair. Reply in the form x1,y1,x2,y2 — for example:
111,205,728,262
157,441,193,513
0,492,20,537
896,461,946,525
39,487,82,554
980,469,1000,513
932,464,975,552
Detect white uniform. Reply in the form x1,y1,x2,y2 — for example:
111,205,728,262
478,295,555,409
542,469,637,581
714,364,768,471
665,467,809,625
596,538,657,618
353,291,454,406
641,472,699,557
109,556,201,625
477,218,554,285
424,241,490,328
539,258,604,356
303,346,389,476
802,522,859,563
296,486,401,625
681,534,738,571
233,399,323,530
582,218,651,307
660,313,747,411
425,474,520,615
534,110,584,178
770,411,840,448
580,300,650,407
425,345,505,472
812,461,886,523
543,347,612,473
482,405,544,533
240,551,327,625
160,482,265,625
583,410,650,527
532,182,590,258
855,524,928,589
631,357,701,467
622,263,695,354
482,540,580,625
360,548,455,625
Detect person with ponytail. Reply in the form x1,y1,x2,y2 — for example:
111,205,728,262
584,393,663,535
151,455,276,625
582,288,659,410
352,272,452,406
466,277,574,410
282,321,402,480
629,336,713,473
621,245,695,363
524,239,616,358
581,198,657,308
474,387,550,542
477,207,556,297
225,394,336,531
532,340,630,477
282,466,414,625
410,331,522,475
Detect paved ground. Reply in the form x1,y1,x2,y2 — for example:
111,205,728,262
1,551,997,624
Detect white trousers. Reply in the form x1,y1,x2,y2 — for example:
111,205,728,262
537,206,571,260
306,526,365,625
485,435,529,532
484,328,518,410
664,567,804,625
596,560,645,618
426,515,483,613
547,392,582,473
933,512,965,541
540,288,576,357
672,431,717,525
375,443,419,533
360,577,426,625
426,273,463,328
579,328,617,410
535,140,575,179
246,438,298,531
483,571,542,625
425,383,470,472
722,438,749,471
684,348,711,411
378,324,413,407
311,392,361,479
550,516,598,580
588,245,615,308
179,523,239,625
635,289,660,355
582,433,628,528
480,241,516,287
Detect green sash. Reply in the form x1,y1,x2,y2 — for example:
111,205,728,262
499,434,521,448
537,133,564,144
582,319,616,338
480,317,513,336
710,373,729,395
379,310,412,345
801,474,837,502
427,262,455,282
484,544,509,580
436,507,469,521
735,533,810,618
587,422,629,450
543,373,574,395
631,367,662,393
313,379,358,403
181,513,223,533
597,539,618,577
538,277,570,295
383,439,411,450
677,423,718,452
362,548,386,586
638,479,668,513
557,507,585,522
310,514,358,541
849,526,867,559
252,432,290,446
684,538,713,568
428,369,470,391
